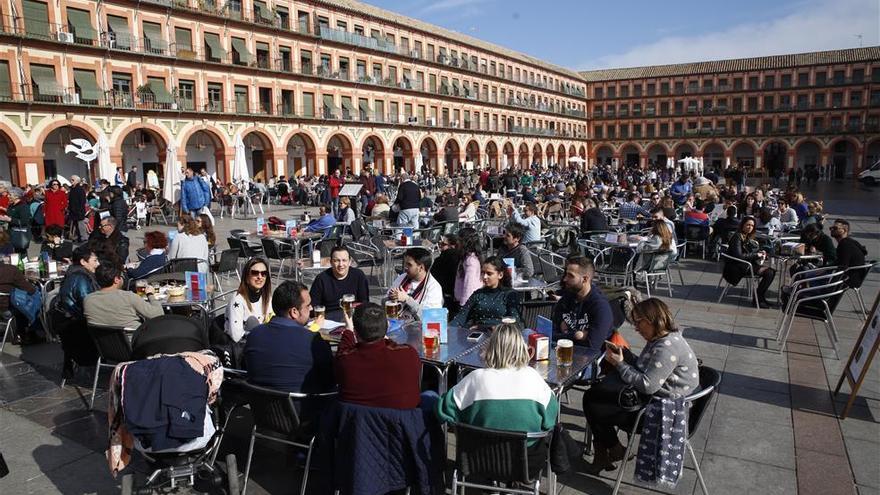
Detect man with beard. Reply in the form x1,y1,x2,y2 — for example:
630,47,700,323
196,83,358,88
550,255,613,349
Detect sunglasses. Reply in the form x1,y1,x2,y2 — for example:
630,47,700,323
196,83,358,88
249,269,269,277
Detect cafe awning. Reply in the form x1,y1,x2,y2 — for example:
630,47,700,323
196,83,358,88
73,70,102,101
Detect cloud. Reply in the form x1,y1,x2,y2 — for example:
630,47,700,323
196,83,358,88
418,0,493,15
580,0,880,70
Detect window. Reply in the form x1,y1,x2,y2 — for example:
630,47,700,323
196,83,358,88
174,27,193,57
30,64,62,101
66,8,96,44
281,90,294,115
276,6,289,29
142,21,166,54
660,101,669,115
850,90,863,106
660,82,670,94
177,79,194,110
853,68,865,83
358,98,369,120
606,85,616,98
732,97,742,112
815,71,827,86
781,74,792,88
106,15,131,49
763,95,774,110
302,92,314,117
374,100,385,122
111,73,132,106
297,11,310,33
300,50,312,74
390,102,399,123
747,119,757,134
336,20,347,31
798,72,809,86
231,37,252,66
234,85,248,113
340,96,353,120
796,94,809,109
620,85,629,97
748,76,759,89
733,77,743,90
0,61,13,101
204,32,225,63
73,68,101,104
354,25,364,35
255,42,270,69
22,0,50,39
253,1,272,24
278,46,292,72
814,93,826,107
763,75,775,89
372,63,382,81
320,54,331,76
387,66,397,84
674,81,684,93
338,57,350,80
594,87,603,99
317,16,330,33
732,120,742,135
207,83,223,111
748,97,758,111
833,70,845,84
832,92,843,107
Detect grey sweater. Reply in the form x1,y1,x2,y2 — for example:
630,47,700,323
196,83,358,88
616,333,699,399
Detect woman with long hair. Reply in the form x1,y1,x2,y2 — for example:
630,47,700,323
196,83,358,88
634,219,677,274
225,257,273,342
450,256,521,328
453,227,483,306
167,214,210,272
740,193,758,218
723,216,776,308
197,213,216,249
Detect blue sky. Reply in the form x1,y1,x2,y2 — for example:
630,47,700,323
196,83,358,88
366,0,880,70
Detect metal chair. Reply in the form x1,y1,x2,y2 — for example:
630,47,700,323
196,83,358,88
162,257,203,274
450,422,554,495
260,238,296,278
776,277,847,358
635,250,674,298
0,293,14,354
667,240,687,285
683,224,710,259
232,380,338,495
86,325,133,410
593,246,637,287
519,299,557,329
212,248,241,290
717,253,761,309
610,366,721,495
842,261,876,320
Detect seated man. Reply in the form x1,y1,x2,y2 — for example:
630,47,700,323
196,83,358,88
83,262,164,329
387,248,444,320
309,246,370,321
335,303,421,409
245,281,335,395
712,206,741,245
496,223,535,280
772,199,799,231
551,255,613,350
304,205,337,236
831,219,868,287
618,192,651,221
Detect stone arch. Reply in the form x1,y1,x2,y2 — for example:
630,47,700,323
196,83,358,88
646,143,669,167
391,135,415,174
360,133,385,175
419,136,439,174
619,144,640,167
578,145,587,159
545,143,555,164
532,143,543,166
828,137,860,179
794,138,822,172
502,142,515,169
0,125,21,184
326,133,354,176
285,132,318,177
557,144,566,165
672,141,697,159
701,142,725,169
183,128,228,183
731,141,757,168
465,139,481,168
761,140,788,175
443,138,462,174
241,129,276,183
594,144,614,166
518,142,530,169
117,125,171,187
38,122,101,183
485,140,499,169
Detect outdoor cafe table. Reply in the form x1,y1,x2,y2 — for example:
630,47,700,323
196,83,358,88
512,277,552,294
454,329,602,396
589,233,644,249
386,321,485,394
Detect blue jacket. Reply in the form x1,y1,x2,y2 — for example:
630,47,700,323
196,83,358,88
317,401,444,495
128,253,167,280
244,317,336,394
180,176,211,213
57,265,98,318
304,213,337,236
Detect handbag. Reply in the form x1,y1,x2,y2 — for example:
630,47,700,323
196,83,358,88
593,372,650,413
10,227,31,251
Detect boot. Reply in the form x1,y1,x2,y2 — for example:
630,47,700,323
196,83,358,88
607,441,627,463
588,440,616,471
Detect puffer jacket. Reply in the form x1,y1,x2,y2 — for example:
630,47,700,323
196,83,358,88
180,177,210,213
110,198,129,232
56,265,98,318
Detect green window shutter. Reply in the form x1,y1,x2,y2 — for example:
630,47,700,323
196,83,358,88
106,15,132,49
302,93,314,117
231,38,252,65
67,8,96,42
174,27,193,53
142,22,167,53
22,0,50,39
203,33,225,61
30,64,63,96
73,69,102,102
0,61,11,99
322,94,335,111
147,78,173,104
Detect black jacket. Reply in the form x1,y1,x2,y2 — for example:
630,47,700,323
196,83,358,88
837,237,868,287
580,208,609,233
395,180,421,210
723,235,762,284
110,198,128,232
68,184,87,221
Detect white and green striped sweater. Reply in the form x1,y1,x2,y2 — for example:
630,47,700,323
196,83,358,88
436,367,559,435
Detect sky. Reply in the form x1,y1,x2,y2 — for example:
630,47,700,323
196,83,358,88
365,0,880,71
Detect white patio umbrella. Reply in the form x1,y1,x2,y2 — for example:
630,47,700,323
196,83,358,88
96,133,115,182
725,156,731,169
232,133,250,185
162,143,180,203
501,154,509,169
666,157,674,169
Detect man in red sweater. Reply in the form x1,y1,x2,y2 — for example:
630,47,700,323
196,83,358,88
335,303,421,409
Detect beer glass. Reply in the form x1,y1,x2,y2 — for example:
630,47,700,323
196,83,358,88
423,333,439,351
385,300,401,319
341,294,355,318
313,305,326,319
556,339,574,367
135,280,148,296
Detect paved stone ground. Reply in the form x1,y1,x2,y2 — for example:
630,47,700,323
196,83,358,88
1,180,878,494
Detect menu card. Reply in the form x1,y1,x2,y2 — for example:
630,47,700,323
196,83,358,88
184,271,208,301
422,307,448,344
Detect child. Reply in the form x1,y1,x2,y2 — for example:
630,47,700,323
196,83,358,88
135,195,148,229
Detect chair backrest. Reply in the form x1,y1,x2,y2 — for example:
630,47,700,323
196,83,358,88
130,314,209,360
87,325,133,364
239,240,261,258
317,238,340,258
686,366,721,439
538,256,562,284
163,257,200,274
454,422,549,484
232,379,337,437
229,229,247,238
216,249,240,274
227,236,243,254
844,261,875,289
685,224,709,241
519,299,556,329
260,238,282,260
529,251,544,278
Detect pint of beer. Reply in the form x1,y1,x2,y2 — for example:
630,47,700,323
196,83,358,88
556,339,574,367
135,280,148,296
341,294,355,318
385,300,401,318
313,305,326,319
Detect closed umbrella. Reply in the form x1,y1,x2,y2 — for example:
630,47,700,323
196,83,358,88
162,142,180,203
501,154,508,170
96,134,115,182
232,133,249,185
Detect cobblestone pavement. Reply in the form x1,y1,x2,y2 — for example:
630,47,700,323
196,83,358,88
1,180,878,494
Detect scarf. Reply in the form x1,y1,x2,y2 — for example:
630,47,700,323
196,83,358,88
399,275,428,303
635,397,688,489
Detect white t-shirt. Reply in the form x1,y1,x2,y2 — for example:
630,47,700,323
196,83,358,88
225,292,268,342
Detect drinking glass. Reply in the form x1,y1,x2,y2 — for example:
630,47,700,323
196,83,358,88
556,339,574,367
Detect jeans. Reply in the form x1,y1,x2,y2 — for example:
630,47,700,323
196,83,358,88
397,208,420,229
331,196,340,216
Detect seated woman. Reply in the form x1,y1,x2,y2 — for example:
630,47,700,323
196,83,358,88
450,256,521,329
225,257,272,343
127,231,168,280
167,215,210,273
582,298,699,471
371,193,391,218
723,216,776,308
40,225,73,261
437,322,557,472
634,219,677,274
801,200,824,229
337,196,356,224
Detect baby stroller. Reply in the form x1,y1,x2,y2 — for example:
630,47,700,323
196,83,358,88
108,317,240,494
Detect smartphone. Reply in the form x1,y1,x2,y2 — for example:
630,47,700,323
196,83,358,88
467,332,483,342
604,340,621,351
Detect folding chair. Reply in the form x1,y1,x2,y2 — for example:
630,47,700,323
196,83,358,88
86,325,133,410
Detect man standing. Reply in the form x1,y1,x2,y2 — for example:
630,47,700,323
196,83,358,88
245,281,336,403
360,168,376,213
328,169,343,215
394,172,421,229
670,175,692,205
67,175,88,241
126,166,138,191
180,167,212,222
551,256,613,349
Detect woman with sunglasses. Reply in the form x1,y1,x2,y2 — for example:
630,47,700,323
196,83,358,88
225,257,273,343
44,179,68,229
